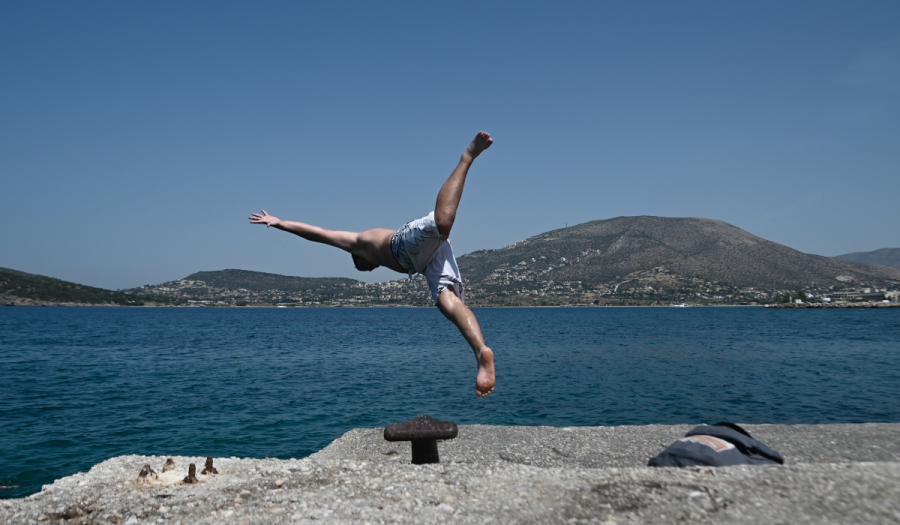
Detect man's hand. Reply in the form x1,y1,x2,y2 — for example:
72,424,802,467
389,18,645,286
249,210,280,228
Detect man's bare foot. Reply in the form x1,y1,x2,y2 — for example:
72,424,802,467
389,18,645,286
476,346,495,397
463,131,493,163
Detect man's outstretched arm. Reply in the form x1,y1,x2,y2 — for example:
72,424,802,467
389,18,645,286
249,210,358,252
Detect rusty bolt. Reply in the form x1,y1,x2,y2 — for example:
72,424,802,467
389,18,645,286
201,456,218,475
183,463,199,484
137,465,158,480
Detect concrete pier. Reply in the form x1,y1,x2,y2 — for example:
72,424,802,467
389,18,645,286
2,423,899,524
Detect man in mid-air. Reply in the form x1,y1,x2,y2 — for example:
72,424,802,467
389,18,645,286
250,132,495,397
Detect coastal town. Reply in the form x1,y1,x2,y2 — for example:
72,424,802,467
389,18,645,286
128,267,900,308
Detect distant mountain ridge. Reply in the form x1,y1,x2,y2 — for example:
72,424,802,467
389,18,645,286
5,216,900,306
457,216,900,289
834,248,900,270
140,216,900,307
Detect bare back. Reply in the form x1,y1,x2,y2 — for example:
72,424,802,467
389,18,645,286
357,228,405,273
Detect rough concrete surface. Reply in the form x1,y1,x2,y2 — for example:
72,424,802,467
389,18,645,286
2,424,899,524
311,423,900,467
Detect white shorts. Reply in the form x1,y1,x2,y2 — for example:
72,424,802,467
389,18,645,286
391,212,465,305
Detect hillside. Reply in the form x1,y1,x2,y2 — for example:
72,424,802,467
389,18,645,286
133,269,432,306
139,217,900,307
458,216,900,288
8,217,900,307
450,216,900,305
183,269,359,293
0,267,176,306
834,248,900,270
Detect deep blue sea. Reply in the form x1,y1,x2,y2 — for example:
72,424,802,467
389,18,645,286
2,306,899,498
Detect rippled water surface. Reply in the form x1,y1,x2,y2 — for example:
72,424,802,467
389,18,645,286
2,306,899,497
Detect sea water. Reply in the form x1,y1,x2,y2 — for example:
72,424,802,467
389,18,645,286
1,306,898,497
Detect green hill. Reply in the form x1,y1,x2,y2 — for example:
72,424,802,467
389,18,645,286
0,267,178,306
132,269,395,306
183,269,360,292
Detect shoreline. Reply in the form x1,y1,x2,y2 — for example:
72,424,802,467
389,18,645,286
764,301,900,308
4,302,898,309
3,423,899,523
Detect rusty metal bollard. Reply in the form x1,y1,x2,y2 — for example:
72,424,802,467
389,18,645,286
202,456,218,475
183,463,199,484
383,415,458,464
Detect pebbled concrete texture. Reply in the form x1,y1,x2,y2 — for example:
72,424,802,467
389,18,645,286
310,423,900,467
2,424,899,524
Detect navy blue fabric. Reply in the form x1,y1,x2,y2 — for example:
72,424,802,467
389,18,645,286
648,423,783,467
686,424,784,465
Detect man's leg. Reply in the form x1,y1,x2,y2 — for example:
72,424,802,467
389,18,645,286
436,287,495,397
434,132,493,236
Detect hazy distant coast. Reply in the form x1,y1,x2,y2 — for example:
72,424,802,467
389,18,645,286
4,217,899,308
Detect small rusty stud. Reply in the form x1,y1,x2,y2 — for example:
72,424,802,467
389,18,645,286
137,464,158,480
162,458,176,472
183,463,199,484
201,456,218,475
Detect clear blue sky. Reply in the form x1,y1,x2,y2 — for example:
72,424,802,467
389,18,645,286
2,1,899,290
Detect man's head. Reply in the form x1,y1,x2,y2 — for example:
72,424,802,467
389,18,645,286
352,254,379,272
